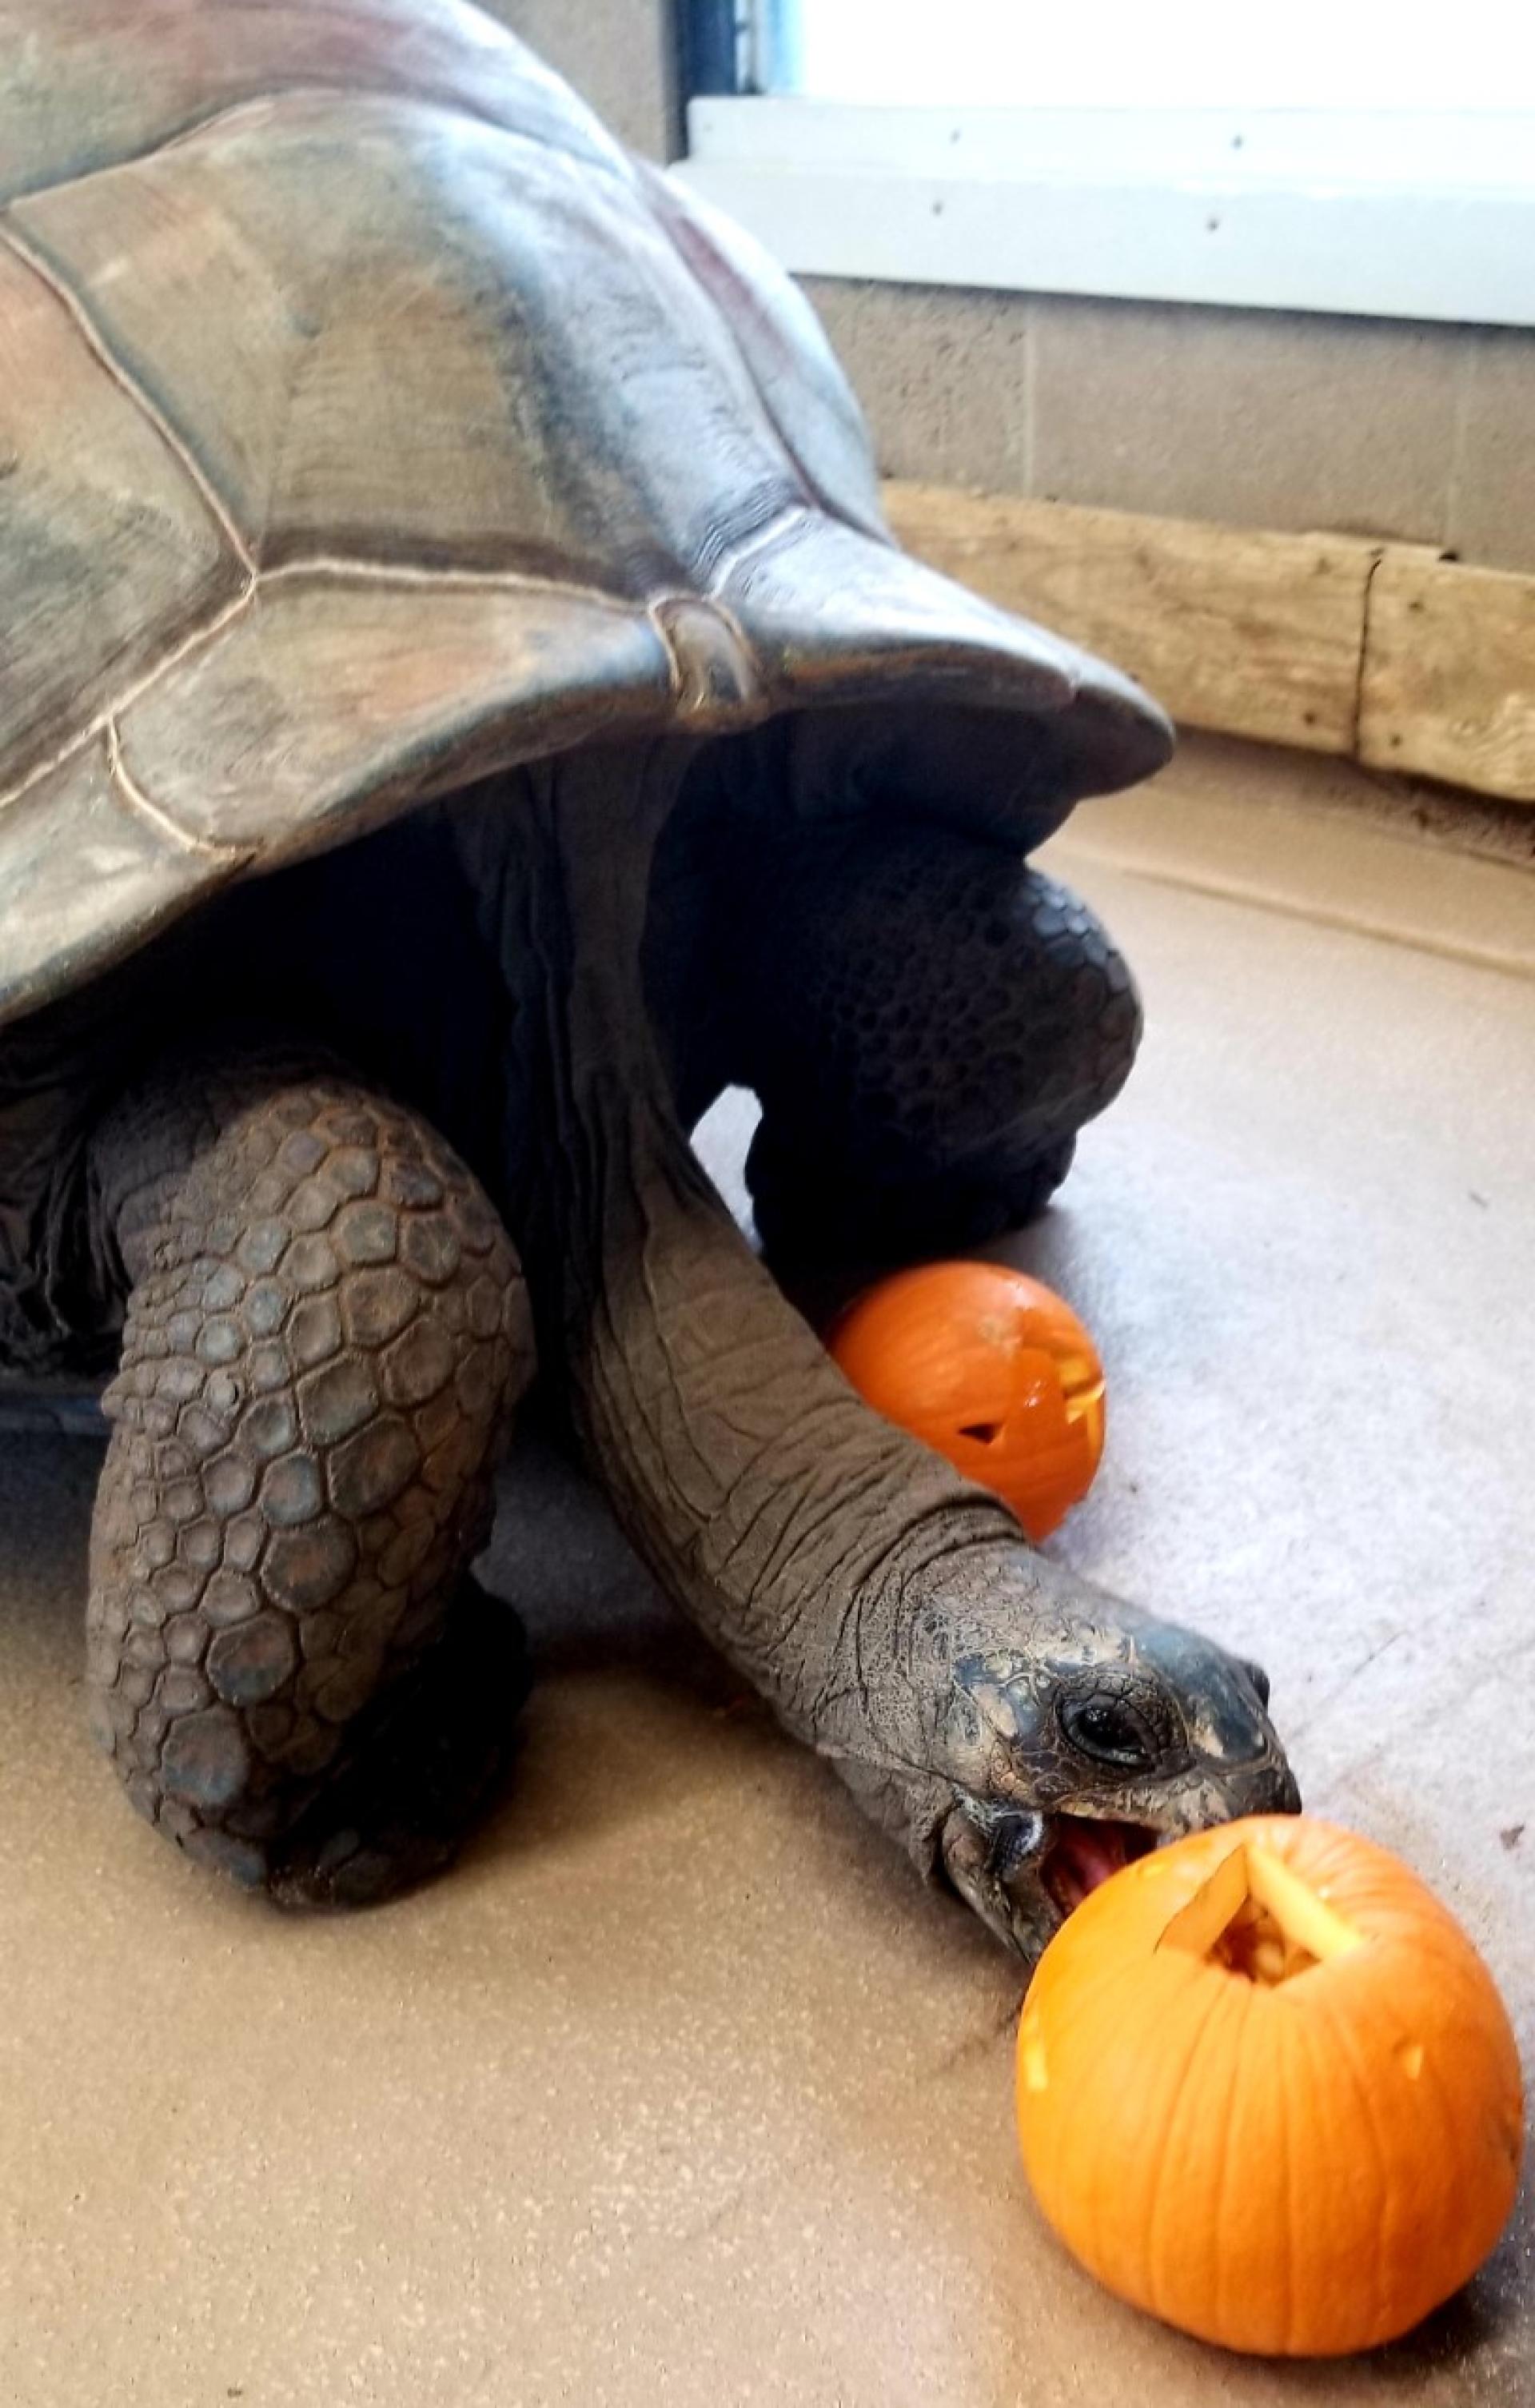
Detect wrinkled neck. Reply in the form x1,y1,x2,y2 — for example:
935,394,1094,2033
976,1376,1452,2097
478,743,1026,1754
551,1077,1027,1757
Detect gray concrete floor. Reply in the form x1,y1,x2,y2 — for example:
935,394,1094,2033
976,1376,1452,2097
2,740,1533,2405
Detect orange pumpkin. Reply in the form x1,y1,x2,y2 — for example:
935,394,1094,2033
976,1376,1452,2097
1015,1815,1524,2357
827,1262,1105,1540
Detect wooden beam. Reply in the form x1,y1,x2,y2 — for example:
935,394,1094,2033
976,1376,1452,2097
885,479,1535,807
886,480,1378,757
1359,553,1535,804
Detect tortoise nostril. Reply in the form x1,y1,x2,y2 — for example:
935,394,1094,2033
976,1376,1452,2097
1243,1660,1272,1708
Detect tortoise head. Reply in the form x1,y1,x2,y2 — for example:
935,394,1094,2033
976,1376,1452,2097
922,1557,1299,1960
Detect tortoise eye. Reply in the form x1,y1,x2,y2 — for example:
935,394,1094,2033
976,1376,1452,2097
1059,1693,1158,1772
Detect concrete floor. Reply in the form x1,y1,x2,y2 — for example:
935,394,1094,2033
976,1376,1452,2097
2,738,1533,2406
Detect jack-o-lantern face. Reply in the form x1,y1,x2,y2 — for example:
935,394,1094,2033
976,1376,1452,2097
829,1262,1105,1539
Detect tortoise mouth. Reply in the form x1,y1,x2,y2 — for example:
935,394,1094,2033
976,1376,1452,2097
1041,1814,1159,1918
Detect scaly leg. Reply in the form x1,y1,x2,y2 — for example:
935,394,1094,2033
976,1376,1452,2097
86,1058,534,1906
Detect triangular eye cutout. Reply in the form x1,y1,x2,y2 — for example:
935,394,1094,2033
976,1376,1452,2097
959,1420,1003,1445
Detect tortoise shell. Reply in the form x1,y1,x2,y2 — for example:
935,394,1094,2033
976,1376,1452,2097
0,0,1170,1035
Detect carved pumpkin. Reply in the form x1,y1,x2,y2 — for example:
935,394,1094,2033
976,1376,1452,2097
827,1262,1104,1540
1015,1815,1524,2356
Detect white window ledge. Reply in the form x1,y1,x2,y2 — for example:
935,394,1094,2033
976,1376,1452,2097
677,101,1535,328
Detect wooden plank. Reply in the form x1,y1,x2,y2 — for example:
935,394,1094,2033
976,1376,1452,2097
884,478,1535,806
1359,552,1535,803
886,480,1378,757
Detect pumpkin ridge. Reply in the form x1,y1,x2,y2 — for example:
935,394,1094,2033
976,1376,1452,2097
1313,1984,1393,2349
1026,1941,1171,2254
1200,1971,1253,2348
1138,1968,1234,2322
1398,1989,1491,2309
1272,1989,1298,2353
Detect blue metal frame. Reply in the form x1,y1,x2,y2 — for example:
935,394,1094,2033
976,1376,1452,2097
679,0,744,99
678,0,805,102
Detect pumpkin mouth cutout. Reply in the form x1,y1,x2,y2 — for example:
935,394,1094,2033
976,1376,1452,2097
956,1373,1105,1458
1158,1841,1366,1987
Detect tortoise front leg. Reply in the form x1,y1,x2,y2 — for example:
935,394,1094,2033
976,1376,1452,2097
86,1058,534,1905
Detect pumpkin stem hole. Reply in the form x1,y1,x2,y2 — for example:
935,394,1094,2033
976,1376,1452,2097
1159,1844,1364,1985
1212,1898,1318,1985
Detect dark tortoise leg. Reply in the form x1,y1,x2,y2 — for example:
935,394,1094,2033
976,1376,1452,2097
85,1058,536,1908
728,826,1142,1261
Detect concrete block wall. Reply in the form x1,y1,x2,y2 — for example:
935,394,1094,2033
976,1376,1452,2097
804,284,1535,573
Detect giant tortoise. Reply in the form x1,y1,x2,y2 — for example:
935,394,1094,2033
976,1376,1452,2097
0,0,1298,1959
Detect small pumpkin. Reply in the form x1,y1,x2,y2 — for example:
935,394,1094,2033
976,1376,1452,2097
827,1262,1104,1539
1015,1815,1524,2357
